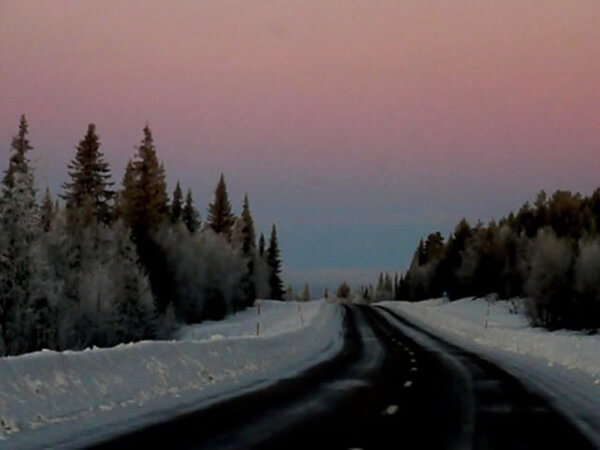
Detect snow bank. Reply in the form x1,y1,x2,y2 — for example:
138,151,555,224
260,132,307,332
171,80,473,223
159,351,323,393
0,300,343,448
177,299,321,340
381,297,600,381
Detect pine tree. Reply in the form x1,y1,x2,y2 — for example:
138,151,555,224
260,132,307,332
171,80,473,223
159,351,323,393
301,283,310,302
130,125,169,238
267,224,284,300
2,115,33,193
170,181,183,224
239,194,256,255
258,233,266,257
62,124,114,225
40,188,55,232
182,189,200,233
0,115,38,355
114,160,136,224
127,126,170,313
237,194,257,307
207,174,235,239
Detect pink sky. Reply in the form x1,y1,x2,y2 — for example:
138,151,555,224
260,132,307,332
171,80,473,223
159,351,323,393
1,1,599,288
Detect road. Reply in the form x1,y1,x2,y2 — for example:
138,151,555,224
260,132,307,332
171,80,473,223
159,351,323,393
88,305,597,450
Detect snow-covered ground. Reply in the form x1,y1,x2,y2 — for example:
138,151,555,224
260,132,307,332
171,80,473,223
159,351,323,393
177,299,322,340
380,297,600,445
0,300,343,449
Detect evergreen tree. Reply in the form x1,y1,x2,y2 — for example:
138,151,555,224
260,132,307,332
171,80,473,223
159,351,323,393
0,115,38,355
128,126,170,312
267,224,284,300
62,124,114,224
114,160,136,224
336,282,351,299
207,174,235,239
170,181,183,224
40,188,55,232
239,194,256,255
301,283,310,302
2,115,33,193
130,125,169,238
258,233,266,257
237,194,257,307
182,189,200,233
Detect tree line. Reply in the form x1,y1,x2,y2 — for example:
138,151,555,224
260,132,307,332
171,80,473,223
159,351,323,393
395,189,600,330
0,115,285,356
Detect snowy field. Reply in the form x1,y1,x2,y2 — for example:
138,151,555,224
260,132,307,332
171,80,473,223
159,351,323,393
0,300,343,449
380,297,600,445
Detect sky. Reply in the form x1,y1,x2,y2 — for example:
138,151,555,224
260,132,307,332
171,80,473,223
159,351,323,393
1,1,599,293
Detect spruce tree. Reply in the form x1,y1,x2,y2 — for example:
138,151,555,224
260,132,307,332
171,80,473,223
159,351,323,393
240,194,256,255
170,181,183,224
115,160,136,225
207,174,235,239
130,125,169,238
301,283,310,302
40,188,55,232
62,124,114,224
267,224,284,300
2,115,33,193
258,233,266,257
182,189,200,233
238,194,257,307
127,126,170,313
0,115,38,355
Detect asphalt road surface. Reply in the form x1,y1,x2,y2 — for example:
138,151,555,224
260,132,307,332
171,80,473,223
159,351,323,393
88,305,597,450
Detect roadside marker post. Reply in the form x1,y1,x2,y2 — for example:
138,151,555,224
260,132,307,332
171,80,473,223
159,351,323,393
256,299,261,337
298,303,305,326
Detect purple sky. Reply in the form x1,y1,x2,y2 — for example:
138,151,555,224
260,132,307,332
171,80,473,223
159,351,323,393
1,1,599,292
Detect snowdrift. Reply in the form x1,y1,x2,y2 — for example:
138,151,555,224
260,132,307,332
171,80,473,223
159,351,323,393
0,300,343,448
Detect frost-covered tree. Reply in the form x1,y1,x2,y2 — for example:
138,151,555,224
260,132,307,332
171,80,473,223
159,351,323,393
62,124,114,225
267,224,284,300
108,222,155,342
207,174,235,239
0,115,39,355
155,227,246,322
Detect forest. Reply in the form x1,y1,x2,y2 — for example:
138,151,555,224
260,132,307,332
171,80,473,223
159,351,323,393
0,115,285,356
394,188,600,331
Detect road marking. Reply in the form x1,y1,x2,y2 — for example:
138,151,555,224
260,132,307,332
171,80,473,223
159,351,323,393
382,404,399,416
411,367,418,372
403,380,413,387
410,358,416,363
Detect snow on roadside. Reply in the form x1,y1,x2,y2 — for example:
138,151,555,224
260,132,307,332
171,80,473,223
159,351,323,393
0,300,343,449
177,300,321,340
380,297,600,381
